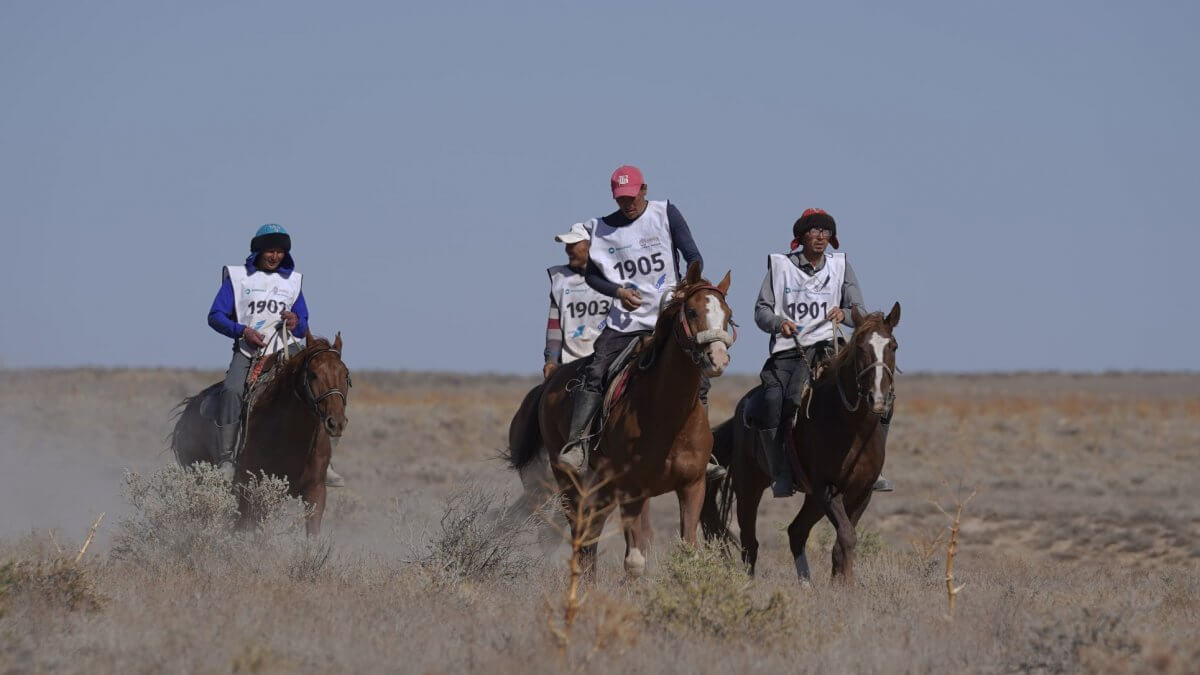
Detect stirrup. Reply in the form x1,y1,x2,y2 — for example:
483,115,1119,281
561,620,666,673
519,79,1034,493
558,438,588,472
705,457,727,481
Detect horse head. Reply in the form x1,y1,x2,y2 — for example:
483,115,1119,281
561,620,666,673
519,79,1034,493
847,303,901,415
671,261,736,378
300,331,352,437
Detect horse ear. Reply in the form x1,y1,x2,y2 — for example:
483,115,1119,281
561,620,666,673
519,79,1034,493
305,330,314,348
885,302,901,328
851,305,866,327
685,260,702,285
717,270,731,295
333,331,342,354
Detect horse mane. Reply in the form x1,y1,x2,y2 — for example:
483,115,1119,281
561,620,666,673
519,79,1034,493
259,337,334,399
822,311,888,379
648,278,712,359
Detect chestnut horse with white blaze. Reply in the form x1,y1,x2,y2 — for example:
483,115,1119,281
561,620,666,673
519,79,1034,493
534,262,735,579
171,332,351,536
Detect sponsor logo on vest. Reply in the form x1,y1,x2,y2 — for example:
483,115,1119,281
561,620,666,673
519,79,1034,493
571,326,586,338
655,274,668,289
638,237,661,248
607,244,633,254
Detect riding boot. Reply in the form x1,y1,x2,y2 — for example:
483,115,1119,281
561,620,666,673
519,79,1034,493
216,422,239,482
700,400,726,480
325,437,346,487
559,390,603,471
873,421,894,492
758,427,795,498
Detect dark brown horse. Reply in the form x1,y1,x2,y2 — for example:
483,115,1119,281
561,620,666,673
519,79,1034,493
171,332,350,536
529,263,735,579
703,304,900,584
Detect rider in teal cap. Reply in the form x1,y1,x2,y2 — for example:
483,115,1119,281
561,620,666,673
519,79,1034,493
206,224,346,487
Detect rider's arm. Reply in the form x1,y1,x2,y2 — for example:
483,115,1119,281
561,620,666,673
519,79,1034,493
544,293,562,364
667,202,703,276
754,268,786,333
584,258,621,297
840,259,865,327
207,276,245,339
291,292,310,337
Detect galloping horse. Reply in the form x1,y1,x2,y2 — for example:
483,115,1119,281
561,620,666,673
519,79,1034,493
171,332,351,536
703,304,900,584
520,262,735,579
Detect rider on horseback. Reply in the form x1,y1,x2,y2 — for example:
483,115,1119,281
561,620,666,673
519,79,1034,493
542,223,609,380
559,165,720,476
206,224,344,486
752,209,892,497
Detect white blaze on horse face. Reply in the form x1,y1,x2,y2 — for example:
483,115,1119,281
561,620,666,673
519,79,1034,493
868,332,889,411
703,295,730,375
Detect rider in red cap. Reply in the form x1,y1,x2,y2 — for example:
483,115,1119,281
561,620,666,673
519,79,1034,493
558,165,716,475
750,209,893,496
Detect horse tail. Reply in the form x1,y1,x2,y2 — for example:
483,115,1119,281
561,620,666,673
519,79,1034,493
503,383,545,471
169,382,221,467
701,415,738,547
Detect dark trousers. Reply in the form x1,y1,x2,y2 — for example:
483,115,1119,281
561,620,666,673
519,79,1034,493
754,345,822,429
582,327,710,404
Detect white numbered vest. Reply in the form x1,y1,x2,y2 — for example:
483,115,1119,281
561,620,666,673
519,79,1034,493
224,265,303,357
548,265,609,363
768,252,845,352
585,200,678,333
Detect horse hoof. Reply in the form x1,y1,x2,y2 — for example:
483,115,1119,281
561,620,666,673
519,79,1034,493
624,548,646,579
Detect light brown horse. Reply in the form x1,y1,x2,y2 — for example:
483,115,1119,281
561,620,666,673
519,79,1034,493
703,304,900,584
171,332,351,536
533,263,735,579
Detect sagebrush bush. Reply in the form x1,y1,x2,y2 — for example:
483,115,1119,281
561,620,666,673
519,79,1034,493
413,485,539,587
641,541,791,642
112,463,311,574
6,556,105,612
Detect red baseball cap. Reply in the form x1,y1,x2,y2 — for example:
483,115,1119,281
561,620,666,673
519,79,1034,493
610,165,645,198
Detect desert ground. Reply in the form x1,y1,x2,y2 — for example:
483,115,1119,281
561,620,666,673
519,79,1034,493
2,368,1198,673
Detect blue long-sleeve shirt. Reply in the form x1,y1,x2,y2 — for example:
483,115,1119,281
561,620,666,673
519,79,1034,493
584,201,703,296
207,253,310,340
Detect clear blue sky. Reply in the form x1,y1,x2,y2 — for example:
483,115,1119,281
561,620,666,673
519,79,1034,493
2,1,1197,372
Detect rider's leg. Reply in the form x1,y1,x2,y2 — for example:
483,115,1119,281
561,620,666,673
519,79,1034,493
696,375,726,479
872,420,894,492
216,348,252,480
560,328,630,469
758,357,795,498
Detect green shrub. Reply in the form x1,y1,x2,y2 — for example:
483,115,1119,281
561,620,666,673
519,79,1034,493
641,541,791,642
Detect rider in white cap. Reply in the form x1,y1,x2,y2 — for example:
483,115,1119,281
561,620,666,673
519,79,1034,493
542,223,610,378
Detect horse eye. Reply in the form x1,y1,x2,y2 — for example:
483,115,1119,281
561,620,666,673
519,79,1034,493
685,308,696,318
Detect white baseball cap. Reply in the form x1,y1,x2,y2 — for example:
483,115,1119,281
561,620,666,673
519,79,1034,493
554,222,590,244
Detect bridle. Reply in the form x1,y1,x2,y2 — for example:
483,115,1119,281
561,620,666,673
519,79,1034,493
833,334,896,418
295,347,352,436
673,283,737,366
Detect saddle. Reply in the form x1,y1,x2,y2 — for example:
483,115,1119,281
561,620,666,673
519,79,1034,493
198,351,289,462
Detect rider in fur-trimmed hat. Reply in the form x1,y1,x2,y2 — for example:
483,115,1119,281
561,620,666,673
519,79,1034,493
749,209,893,497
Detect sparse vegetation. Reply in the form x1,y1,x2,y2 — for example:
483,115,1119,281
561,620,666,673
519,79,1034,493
0,369,1197,672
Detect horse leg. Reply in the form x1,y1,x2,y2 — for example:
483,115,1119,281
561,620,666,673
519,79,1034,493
824,491,858,583
620,498,650,579
676,477,706,547
785,494,825,586
303,481,327,537
736,479,766,574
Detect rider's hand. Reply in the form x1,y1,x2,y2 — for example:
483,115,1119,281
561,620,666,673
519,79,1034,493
281,310,298,331
617,287,643,311
242,326,266,348
827,307,845,324
543,363,557,379
779,320,798,338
